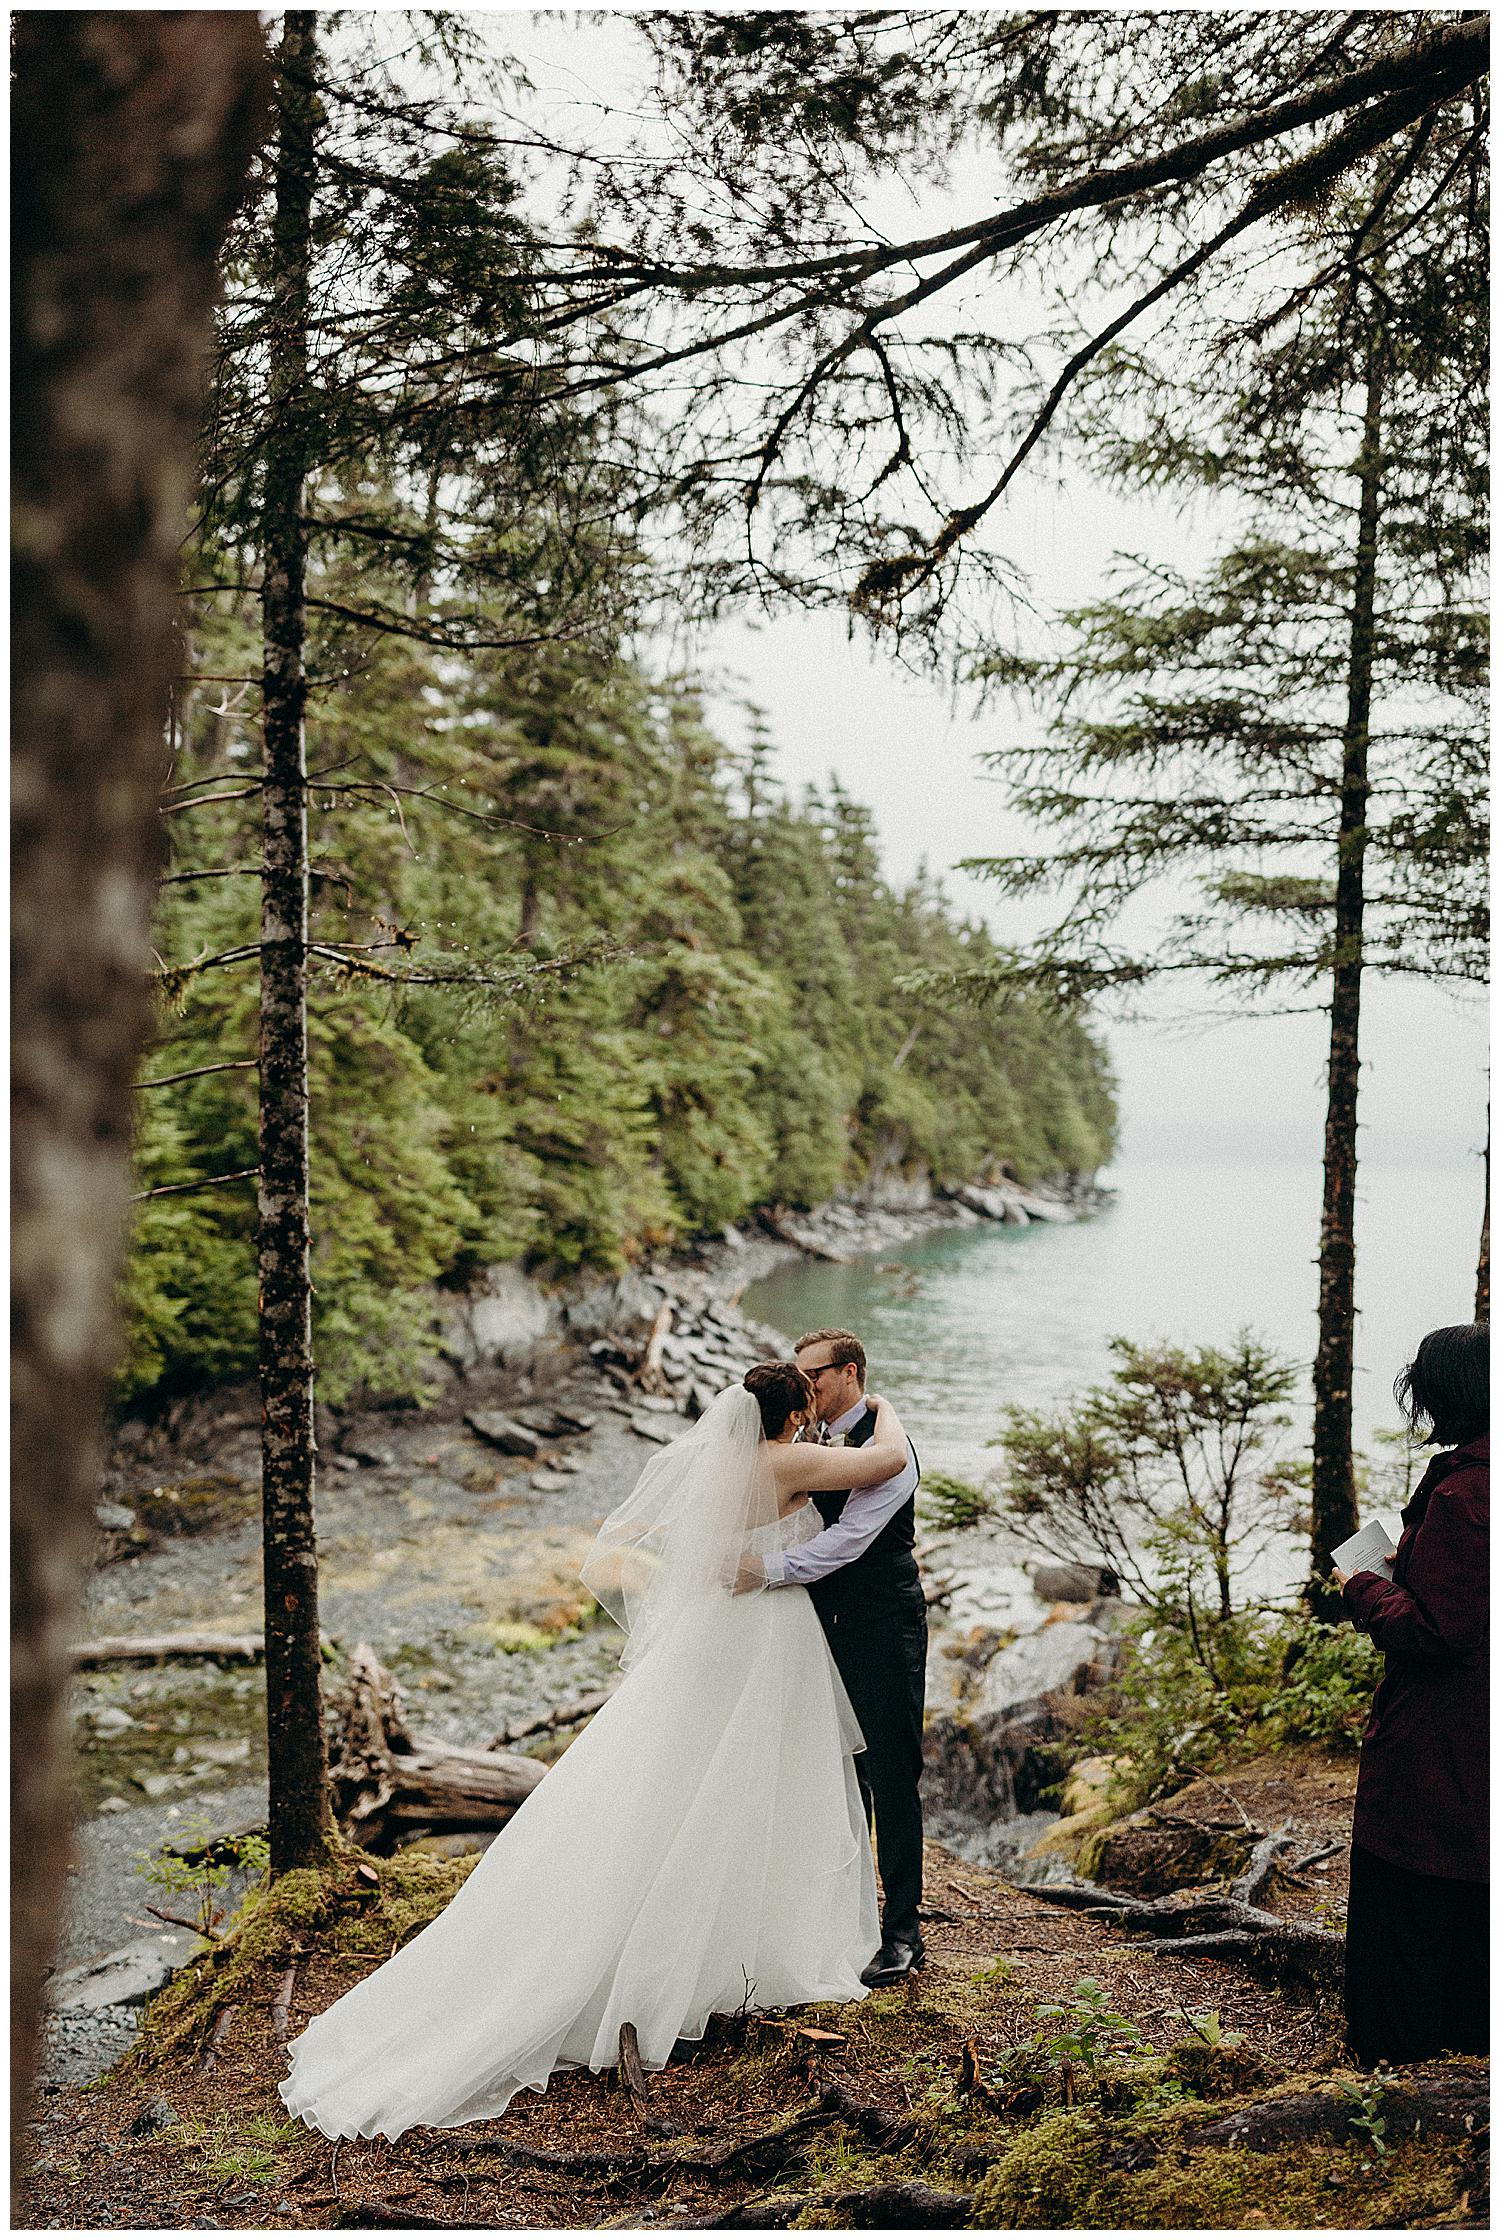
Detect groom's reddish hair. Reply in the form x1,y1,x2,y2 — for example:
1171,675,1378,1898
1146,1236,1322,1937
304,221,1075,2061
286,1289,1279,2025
793,1328,866,1384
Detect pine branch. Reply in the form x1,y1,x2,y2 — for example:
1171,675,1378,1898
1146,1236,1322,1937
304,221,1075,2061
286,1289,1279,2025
131,1167,260,1204
159,865,263,885
160,789,262,817
854,58,1479,605
134,1060,258,1092
306,940,617,991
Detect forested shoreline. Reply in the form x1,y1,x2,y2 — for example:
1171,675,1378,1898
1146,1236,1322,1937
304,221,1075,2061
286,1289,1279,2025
128,613,1115,1409
15,12,1488,2222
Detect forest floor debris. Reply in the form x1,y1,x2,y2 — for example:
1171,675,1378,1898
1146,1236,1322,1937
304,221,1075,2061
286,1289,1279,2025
25,1835,1487,2231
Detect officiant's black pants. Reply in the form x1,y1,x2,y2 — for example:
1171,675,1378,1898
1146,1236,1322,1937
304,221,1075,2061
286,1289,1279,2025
1344,1843,1488,2066
818,1593,927,1947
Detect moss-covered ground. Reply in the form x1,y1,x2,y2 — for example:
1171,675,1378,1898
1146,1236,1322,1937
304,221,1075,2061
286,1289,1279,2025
25,1826,1486,2231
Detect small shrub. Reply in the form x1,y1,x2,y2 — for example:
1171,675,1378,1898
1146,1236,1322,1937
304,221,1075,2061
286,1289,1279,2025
1078,1604,1382,1807
134,1818,270,1943
1261,1618,1383,1747
1033,1978,1144,2076
920,1471,998,1532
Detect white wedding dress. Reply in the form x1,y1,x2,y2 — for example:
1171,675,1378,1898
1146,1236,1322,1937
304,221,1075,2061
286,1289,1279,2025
279,1389,878,2141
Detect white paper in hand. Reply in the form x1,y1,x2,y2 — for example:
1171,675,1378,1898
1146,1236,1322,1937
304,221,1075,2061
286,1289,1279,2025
1332,1520,1398,1578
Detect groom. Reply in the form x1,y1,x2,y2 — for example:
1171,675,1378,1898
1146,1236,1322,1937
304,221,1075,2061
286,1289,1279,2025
743,1326,927,1987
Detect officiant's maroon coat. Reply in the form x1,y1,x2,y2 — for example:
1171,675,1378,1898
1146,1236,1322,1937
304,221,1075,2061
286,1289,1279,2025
1342,1433,1489,1883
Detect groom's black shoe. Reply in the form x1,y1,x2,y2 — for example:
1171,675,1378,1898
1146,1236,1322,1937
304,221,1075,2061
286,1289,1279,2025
860,1935,925,1988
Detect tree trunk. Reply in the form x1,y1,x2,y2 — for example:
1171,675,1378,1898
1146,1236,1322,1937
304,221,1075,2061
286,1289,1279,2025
259,11,332,1874
11,8,265,2193
1476,1103,1490,1323
1308,323,1385,1615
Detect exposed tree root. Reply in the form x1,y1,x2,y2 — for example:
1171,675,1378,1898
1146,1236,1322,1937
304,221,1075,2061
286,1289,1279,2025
1185,2060,1489,2151
1023,1855,1344,1990
687,2177,971,2228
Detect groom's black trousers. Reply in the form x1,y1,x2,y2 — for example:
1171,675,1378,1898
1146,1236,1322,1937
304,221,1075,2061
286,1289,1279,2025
817,1589,927,1947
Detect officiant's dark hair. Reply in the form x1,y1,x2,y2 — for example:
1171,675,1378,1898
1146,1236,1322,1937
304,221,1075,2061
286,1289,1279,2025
1394,1324,1489,1446
744,1361,814,1439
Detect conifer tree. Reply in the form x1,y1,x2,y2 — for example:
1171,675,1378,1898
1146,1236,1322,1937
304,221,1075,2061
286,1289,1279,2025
162,14,648,1868
959,150,1486,1605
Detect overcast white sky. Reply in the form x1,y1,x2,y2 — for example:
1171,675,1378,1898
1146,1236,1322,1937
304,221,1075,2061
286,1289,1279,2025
493,8,1489,1186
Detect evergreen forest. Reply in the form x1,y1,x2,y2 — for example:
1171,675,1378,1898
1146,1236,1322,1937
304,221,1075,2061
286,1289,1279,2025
131,601,1115,1408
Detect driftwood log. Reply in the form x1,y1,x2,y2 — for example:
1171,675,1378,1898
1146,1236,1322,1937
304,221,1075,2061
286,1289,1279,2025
636,1301,674,1395
1023,1830,1344,1992
71,1631,266,1667
327,1644,543,1851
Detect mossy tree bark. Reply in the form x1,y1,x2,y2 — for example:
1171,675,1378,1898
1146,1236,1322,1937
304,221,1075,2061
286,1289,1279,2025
258,10,333,1874
10,6,265,2186
1308,319,1385,1615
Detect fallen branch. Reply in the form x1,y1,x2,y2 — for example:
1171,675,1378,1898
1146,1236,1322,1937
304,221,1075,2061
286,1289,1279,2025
489,1690,611,1750
195,2003,237,2075
271,1963,298,2042
1231,1824,1294,1908
690,2178,971,2230
1289,1838,1344,1874
71,1632,264,1667
618,2021,649,2121
334,2201,462,2230
1144,1923,1343,1991
636,1300,674,1395
1186,2060,1488,2151
144,1903,220,1942
435,2079,912,2198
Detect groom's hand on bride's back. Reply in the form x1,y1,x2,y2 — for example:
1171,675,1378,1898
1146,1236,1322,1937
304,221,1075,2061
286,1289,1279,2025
729,1552,766,1595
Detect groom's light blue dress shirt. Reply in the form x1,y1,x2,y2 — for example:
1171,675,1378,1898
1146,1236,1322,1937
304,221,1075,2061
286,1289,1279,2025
760,1396,919,1589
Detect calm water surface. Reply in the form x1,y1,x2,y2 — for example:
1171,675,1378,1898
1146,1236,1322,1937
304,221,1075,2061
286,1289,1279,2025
743,1151,1482,1487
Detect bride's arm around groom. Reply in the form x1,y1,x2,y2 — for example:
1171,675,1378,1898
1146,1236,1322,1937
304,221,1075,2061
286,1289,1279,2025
729,1393,910,1594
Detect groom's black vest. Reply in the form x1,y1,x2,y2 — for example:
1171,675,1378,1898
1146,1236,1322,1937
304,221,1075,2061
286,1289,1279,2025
806,1406,922,1628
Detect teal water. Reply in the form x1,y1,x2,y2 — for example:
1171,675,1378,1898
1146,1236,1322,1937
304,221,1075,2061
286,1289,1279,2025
742,1152,1484,1488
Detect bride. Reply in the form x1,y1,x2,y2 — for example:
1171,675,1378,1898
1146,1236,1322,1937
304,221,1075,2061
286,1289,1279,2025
279,1361,913,2140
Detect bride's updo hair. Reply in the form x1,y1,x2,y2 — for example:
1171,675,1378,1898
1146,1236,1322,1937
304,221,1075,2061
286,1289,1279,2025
743,1361,814,1440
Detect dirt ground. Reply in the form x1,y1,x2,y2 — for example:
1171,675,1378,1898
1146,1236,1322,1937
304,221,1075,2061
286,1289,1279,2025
26,1823,1369,2233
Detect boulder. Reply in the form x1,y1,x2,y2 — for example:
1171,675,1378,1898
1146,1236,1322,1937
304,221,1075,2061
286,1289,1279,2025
192,1739,251,1767
441,1265,559,1371
94,1501,137,1534
550,1408,597,1434
955,1183,1007,1221
1087,1807,1252,1898
339,1433,396,1468
89,1704,137,1736
1012,1191,1075,1223
922,1617,1125,1857
1032,1560,1119,1604
49,1934,198,2013
629,1415,679,1445
463,1413,541,1459
130,2098,179,2138
563,1271,669,1342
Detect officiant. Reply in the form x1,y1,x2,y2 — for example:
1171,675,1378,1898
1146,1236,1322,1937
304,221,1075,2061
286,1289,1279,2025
1335,1322,1489,2067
